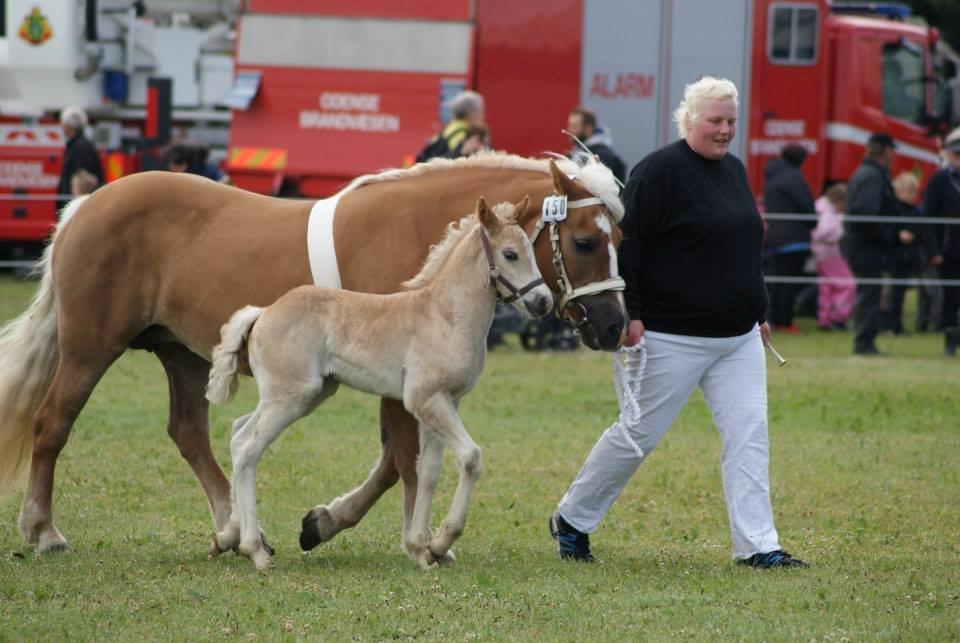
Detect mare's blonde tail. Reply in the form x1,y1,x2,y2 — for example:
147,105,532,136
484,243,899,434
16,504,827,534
0,197,89,498
206,306,263,406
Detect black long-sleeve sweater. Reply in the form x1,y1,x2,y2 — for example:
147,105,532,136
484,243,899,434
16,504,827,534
618,139,768,337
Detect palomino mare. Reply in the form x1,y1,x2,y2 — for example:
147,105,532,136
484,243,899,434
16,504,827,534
206,197,551,569
0,152,624,555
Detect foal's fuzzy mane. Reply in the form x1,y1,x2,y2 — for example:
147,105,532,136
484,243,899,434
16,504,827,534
402,203,519,291
338,151,624,221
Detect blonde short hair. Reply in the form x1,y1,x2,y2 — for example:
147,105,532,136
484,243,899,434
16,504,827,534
892,171,918,193
673,76,739,138
60,106,89,130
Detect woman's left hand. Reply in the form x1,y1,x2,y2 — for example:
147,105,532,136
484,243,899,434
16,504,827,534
760,322,772,347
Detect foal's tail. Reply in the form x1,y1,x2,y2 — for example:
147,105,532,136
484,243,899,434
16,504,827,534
206,305,264,406
0,201,80,497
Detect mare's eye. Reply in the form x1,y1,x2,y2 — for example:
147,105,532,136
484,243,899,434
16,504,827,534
574,237,597,253
502,249,518,261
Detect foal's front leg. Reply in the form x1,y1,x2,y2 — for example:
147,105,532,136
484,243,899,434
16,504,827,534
406,393,482,567
421,399,482,561
404,429,445,569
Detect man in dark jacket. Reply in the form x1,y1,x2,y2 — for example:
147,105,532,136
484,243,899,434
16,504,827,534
763,144,816,332
921,127,960,356
57,106,105,211
567,107,626,183
843,132,902,355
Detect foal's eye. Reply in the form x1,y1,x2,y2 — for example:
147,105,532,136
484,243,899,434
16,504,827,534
502,249,519,262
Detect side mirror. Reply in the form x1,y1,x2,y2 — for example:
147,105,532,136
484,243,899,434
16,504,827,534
924,76,953,136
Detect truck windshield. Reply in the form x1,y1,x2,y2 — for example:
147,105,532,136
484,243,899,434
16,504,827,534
882,41,926,124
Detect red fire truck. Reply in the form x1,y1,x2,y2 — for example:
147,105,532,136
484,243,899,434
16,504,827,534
2,0,956,252
226,0,955,199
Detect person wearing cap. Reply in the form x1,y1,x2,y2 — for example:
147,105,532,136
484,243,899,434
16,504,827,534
56,106,105,211
920,127,960,356
843,132,909,355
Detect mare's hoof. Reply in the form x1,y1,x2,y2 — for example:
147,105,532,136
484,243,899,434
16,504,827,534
299,506,338,551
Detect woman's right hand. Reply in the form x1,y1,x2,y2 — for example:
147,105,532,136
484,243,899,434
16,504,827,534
624,319,645,347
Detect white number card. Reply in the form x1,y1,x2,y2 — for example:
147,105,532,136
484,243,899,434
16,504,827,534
541,195,568,222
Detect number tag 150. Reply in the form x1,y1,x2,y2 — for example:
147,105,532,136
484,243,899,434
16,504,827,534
541,195,568,222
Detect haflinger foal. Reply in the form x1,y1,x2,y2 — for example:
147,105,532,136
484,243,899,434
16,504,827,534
205,196,551,570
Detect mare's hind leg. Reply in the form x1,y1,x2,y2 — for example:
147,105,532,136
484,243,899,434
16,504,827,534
19,350,123,553
299,397,413,550
152,344,233,542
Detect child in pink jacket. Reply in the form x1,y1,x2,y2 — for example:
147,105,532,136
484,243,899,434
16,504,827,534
812,183,855,330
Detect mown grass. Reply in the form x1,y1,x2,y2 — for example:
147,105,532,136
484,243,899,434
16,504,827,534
0,274,958,641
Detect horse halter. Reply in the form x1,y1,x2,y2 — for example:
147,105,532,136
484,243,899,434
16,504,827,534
479,227,545,304
529,196,626,327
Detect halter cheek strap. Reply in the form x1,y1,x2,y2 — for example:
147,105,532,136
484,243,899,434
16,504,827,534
529,196,625,317
479,227,545,304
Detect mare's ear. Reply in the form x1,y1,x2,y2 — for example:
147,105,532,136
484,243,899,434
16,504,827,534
477,196,497,231
548,160,576,195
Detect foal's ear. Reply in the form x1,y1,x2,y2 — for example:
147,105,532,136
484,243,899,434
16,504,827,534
548,160,576,195
513,195,531,221
477,196,497,231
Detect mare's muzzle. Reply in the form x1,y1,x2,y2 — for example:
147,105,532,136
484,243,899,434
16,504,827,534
564,292,626,351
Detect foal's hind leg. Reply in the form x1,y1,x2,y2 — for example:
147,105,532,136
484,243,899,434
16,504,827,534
299,397,410,550
153,344,233,537
232,396,316,570
19,350,123,553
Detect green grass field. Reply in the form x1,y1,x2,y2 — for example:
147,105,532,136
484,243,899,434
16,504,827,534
0,274,958,641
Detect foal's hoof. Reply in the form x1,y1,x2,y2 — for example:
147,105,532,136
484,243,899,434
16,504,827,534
299,506,338,551
209,537,228,559
36,540,72,555
251,549,274,571
436,548,456,566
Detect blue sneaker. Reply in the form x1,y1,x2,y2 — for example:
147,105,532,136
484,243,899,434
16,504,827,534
738,549,809,569
549,512,594,562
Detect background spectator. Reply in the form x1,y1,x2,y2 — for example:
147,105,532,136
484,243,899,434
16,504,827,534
166,143,225,182
450,125,490,158
57,106,105,211
812,183,854,330
763,144,816,333
69,169,99,197
566,106,626,182
415,90,485,162
843,132,901,355
920,126,960,356
886,172,938,334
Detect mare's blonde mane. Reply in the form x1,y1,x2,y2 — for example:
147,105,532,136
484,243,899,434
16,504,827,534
338,151,624,221
402,202,520,291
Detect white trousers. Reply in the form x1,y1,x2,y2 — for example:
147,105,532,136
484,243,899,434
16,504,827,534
557,325,781,559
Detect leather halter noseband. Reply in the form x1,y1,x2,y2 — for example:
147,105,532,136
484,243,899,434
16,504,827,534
479,227,545,304
528,196,626,326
